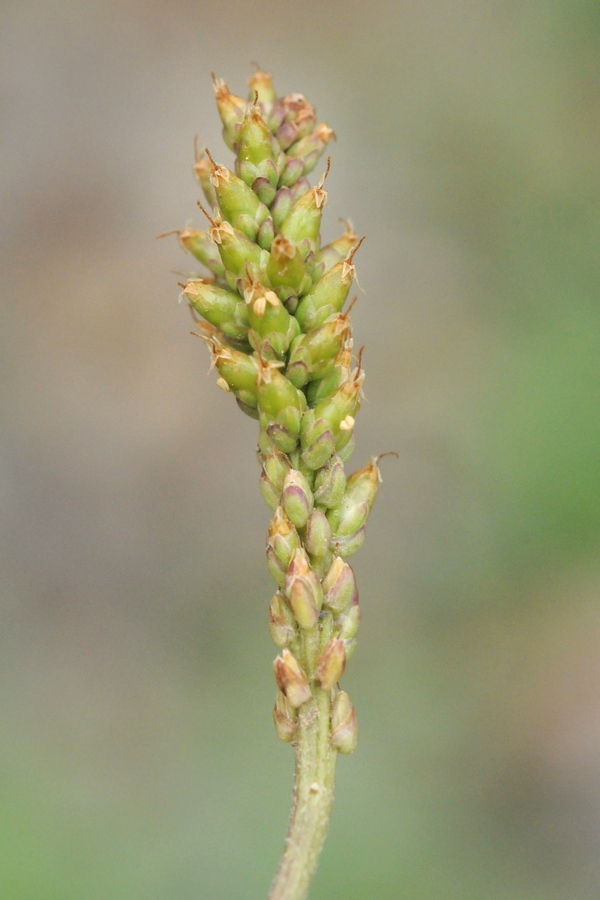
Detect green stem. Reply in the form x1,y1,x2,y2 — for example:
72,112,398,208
268,688,337,900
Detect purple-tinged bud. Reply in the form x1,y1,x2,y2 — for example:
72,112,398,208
301,360,365,466
301,428,337,471
183,280,250,344
304,509,332,559
295,237,364,332
271,187,294,231
178,227,225,277
316,638,346,691
279,155,306,188
332,525,365,559
193,151,217,208
257,216,274,251
273,649,312,708
322,557,358,614
285,548,323,629
330,690,358,754
281,469,313,529
277,94,317,146
273,690,297,743
313,455,347,509
212,75,247,151
260,447,292,510
269,591,296,648
266,545,287,587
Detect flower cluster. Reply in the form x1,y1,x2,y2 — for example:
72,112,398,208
176,70,388,755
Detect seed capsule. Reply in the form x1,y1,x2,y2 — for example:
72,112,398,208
316,638,346,691
273,649,312,708
322,557,357,614
285,548,323,629
304,509,332,559
273,690,298,743
269,592,297,648
330,690,358,754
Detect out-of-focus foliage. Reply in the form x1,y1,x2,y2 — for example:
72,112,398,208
1,1,599,898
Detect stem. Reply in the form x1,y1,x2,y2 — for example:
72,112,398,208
268,687,337,900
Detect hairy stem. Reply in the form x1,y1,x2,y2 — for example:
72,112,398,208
269,688,337,900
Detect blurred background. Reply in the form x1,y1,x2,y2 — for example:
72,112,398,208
2,1,600,897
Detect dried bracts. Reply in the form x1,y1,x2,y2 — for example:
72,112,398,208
176,69,389,759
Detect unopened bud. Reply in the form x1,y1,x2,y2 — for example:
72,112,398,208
212,75,247,150
330,690,358,754
337,602,360,642
316,638,346,691
328,459,381,536
268,506,301,568
285,548,323,629
273,649,312,708
304,509,332,559
178,227,225,277
295,238,363,332
183,280,249,343
248,69,277,115
281,469,313,529
259,447,292,510
273,690,298,743
322,557,358,614
333,524,366,559
313,455,346,508
269,592,296,648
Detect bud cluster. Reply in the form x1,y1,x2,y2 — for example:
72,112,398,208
176,70,388,756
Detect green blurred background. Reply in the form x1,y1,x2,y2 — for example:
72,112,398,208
2,1,600,897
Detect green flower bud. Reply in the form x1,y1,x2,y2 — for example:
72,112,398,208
285,549,323,629
248,68,277,118
281,469,314,530
273,690,298,743
266,235,312,303
269,591,297,648
328,458,381,535
294,238,363,332
178,227,226,277
305,346,352,405
236,105,281,189
256,359,306,453
336,602,360,642
279,155,306,188
330,690,358,754
183,279,250,343
206,152,269,241
257,216,275,251
304,509,332,559
316,638,346,691
313,455,347,509
273,649,312,708
197,327,259,406
279,168,328,260
300,361,364,468
245,279,300,359
322,557,357,614
212,75,247,151
287,124,335,177
193,150,217,208
314,221,359,279
206,215,268,286
285,312,352,389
